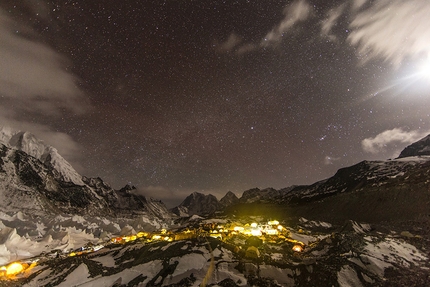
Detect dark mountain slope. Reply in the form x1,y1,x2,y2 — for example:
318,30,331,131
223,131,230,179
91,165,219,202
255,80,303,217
398,134,430,158
0,143,174,219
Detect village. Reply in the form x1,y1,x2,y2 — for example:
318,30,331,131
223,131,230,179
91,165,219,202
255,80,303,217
0,218,312,281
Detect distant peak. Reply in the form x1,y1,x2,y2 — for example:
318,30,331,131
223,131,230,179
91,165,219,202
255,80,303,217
120,184,137,193
398,134,430,158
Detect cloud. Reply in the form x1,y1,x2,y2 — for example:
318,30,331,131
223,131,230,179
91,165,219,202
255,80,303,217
361,128,430,154
351,0,367,11
262,0,312,46
219,0,430,68
324,155,340,165
215,33,243,53
0,8,89,170
0,10,88,115
347,0,430,67
216,0,313,55
320,3,346,42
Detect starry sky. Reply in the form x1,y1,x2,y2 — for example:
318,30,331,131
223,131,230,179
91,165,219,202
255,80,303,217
1,0,430,207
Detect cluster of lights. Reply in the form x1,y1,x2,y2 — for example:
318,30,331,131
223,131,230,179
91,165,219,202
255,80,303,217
1,220,307,281
210,220,304,252
0,260,38,280
228,220,284,237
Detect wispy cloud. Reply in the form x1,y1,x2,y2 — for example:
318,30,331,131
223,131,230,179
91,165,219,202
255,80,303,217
361,128,430,155
324,155,340,165
347,0,430,67
0,8,88,167
215,32,242,53
218,0,430,68
216,0,313,54
320,3,346,42
261,0,312,46
351,0,367,11
0,10,87,115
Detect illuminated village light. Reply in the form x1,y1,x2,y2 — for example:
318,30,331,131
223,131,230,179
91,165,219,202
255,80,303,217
152,235,162,240
6,262,24,276
268,220,279,226
292,244,303,252
0,266,6,277
0,219,310,281
250,228,262,236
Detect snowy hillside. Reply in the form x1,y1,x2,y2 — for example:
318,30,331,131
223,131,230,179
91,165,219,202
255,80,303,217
2,216,428,286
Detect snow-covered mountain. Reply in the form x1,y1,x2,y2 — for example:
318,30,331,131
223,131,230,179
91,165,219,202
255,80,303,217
0,126,174,219
0,127,178,266
0,126,84,186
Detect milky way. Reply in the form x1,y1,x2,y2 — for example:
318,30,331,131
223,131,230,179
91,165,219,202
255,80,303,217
1,0,430,206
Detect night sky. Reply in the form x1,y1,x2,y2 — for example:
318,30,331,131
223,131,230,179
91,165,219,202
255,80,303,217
1,0,430,207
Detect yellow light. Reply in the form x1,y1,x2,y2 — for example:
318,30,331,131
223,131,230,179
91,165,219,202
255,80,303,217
0,266,6,277
251,223,258,228
137,232,148,238
292,245,303,252
152,235,162,240
6,262,24,276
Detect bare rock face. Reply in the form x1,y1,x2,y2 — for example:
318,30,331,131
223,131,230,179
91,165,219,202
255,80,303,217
240,187,280,203
219,191,239,207
172,192,222,216
398,134,430,158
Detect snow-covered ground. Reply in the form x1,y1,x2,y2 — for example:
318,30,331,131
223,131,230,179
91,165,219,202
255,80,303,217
1,215,428,287
0,210,168,266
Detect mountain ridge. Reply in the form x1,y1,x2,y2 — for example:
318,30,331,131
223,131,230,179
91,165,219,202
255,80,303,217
0,127,174,220
2,126,430,223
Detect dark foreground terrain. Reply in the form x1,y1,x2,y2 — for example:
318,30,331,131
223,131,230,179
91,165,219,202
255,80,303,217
2,214,429,287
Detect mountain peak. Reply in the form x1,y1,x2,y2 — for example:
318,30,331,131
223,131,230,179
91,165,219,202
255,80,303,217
173,192,221,216
119,184,137,193
0,126,84,185
220,191,239,207
398,134,430,158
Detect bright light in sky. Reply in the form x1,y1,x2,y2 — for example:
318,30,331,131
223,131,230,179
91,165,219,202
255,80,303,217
417,53,430,80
